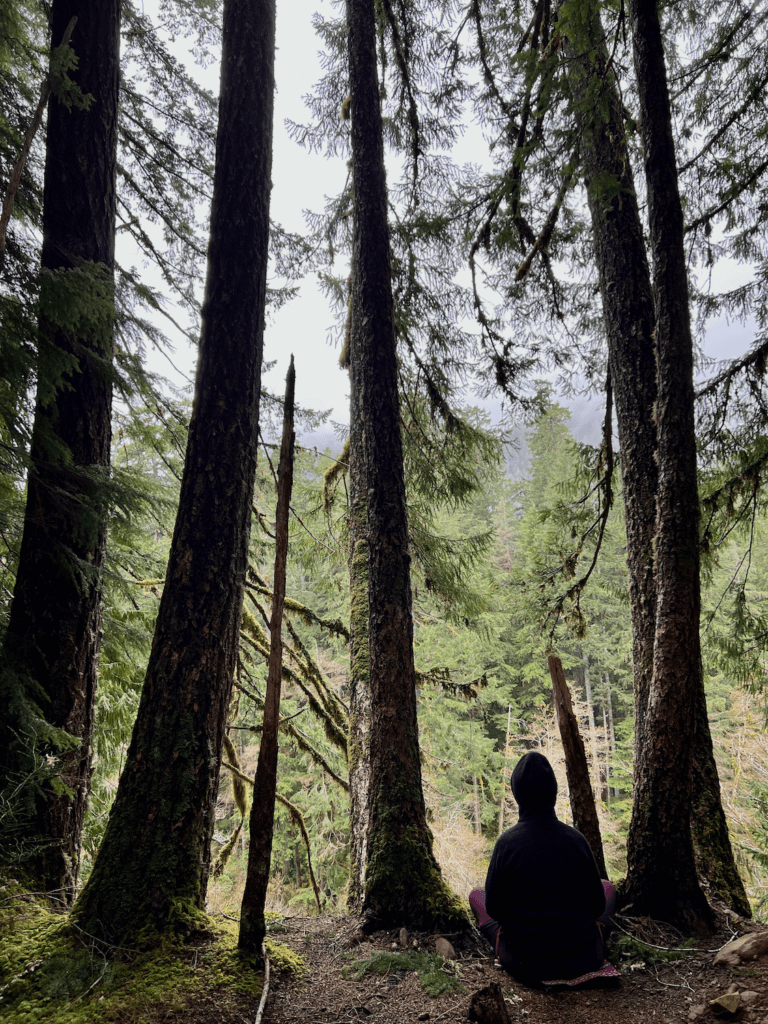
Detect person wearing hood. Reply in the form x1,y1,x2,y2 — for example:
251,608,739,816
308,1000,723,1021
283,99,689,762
469,751,616,984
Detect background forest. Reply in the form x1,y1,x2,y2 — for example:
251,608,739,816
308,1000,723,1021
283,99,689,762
105,400,768,921
1,0,768,952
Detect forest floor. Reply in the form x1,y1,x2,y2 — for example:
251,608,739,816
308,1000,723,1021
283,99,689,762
252,909,768,1024
2,890,767,1024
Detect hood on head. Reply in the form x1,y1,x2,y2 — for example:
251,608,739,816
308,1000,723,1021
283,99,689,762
511,751,557,815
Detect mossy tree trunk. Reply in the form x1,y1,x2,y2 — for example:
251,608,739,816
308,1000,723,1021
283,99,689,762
74,0,275,944
346,0,465,931
0,0,120,897
621,0,712,929
347,281,372,912
691,679,750,915
562,0,747,922
562,0,658,761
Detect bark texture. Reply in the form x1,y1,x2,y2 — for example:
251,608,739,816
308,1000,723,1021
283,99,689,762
622,0,711,928
74,0,275,943
239,360,295,955
563,0,747,921
346,0,464,929
691,679,750,916
1,0,120,896
563,0,657,756
346,288,372,912
549,656,606,877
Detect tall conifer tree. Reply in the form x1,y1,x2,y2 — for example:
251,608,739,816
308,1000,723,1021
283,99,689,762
0,0,120,897
75,0,276,942
560,0,748,919
620,0,712,927
345,0,465,929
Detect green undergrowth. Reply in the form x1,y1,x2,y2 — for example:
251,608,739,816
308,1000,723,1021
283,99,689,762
346,950,464,997
609,934,696,966
0,886,306,1024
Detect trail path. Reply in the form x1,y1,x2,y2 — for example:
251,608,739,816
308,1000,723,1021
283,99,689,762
260,912,768,1024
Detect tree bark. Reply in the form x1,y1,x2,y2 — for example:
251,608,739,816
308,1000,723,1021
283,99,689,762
74,0,275,943
562,0,746,923
601,703,610,809
346,0,464,930
239,359,295,955
563,3,658,758
691,678,750,916
549,656,606,877
581,653,600,795
622,0,711,928
0,0,120,897
498,705,512,836
346,269,372,911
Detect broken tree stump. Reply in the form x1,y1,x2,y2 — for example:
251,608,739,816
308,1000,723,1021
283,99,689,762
548,654,607,876
468,982,512,1024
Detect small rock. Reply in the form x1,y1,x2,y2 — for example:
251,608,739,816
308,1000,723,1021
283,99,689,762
435,936,456,959
711,992,741,1015
688,1006,707,1021
390,941,398,950
399,927,409,947
714,932,768,967
742,992,760,1006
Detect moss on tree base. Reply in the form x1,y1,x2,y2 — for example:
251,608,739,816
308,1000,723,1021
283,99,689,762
361,768,469,933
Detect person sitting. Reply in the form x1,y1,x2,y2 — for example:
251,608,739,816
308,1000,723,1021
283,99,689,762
469,750,616,985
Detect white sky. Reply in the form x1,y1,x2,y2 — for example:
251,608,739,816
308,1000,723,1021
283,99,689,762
134,0,756,449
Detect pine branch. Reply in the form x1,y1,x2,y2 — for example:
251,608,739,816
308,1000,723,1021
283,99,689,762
0,17,78,262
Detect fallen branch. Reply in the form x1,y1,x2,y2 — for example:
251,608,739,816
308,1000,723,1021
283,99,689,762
254,941,270,1024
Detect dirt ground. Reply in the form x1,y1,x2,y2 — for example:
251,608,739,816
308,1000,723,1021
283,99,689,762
258,911,768,1024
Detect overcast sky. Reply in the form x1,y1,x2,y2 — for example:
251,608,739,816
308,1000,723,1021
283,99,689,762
135,0,756,450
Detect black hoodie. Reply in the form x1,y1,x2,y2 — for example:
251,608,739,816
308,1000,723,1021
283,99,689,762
484,751,605,977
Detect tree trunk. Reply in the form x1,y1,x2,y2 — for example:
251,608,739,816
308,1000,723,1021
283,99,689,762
239,359,296,955
346,271,372,912
473,775,482,835
549,656,606,877
602,704,614,806
691,678,751,916
563,0,746,923
0,0,120,897
294,843,303,888
622,0,711,928
498,705,512,835
563,2,658,759
346,0,464,930
74,0,275,944
581,653,600,796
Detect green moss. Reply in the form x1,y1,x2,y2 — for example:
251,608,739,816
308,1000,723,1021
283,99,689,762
349,950,464,997
0,898,269,1023
363,772,469,932
264,939,309,977
349,535,370,691
609,934,695,967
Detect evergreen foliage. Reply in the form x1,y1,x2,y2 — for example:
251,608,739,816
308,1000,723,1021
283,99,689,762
0,0,767,934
